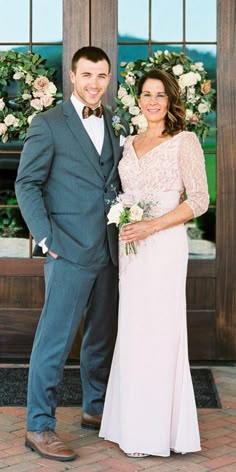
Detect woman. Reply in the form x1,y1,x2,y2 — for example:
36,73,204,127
99,69,209,457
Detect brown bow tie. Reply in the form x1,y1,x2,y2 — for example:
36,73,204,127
82,105,103,119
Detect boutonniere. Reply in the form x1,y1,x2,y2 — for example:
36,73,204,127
111,115,127,137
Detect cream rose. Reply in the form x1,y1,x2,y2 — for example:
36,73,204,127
198,102,210,114
0,98,5,111
33,76,50,92
179,71,201,89
129,204,143,223
22,93,32,100
125,73,135,86
172,64,184,76
118,86,128,99
13,71,24,80
0,123,8,136
40,95,54,107
44,81,57,95
186,109,193,120
30,98,43,111
25,73,34,85
131,113,148,130
107,203,123,225
129,106,140,116
121,94,135,107
4,114,19,127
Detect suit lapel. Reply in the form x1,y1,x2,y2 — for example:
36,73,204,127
103,108,121,184
63,100,104,179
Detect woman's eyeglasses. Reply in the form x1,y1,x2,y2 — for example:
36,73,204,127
140,92,168,102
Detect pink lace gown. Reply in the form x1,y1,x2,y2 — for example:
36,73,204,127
99,131,209,456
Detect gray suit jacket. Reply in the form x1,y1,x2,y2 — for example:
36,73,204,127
15,99,128,266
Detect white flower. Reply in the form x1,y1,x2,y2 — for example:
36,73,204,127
107,202,124,225
179,71,201,89
30,98,43,111
198,102,210,114
13,71,24,80
4,114,19,127
191,62,204,72
40,95,55,107
129,105,140,116
118,85,128,99
186,109,193,120
129,204,143,222
172,64,184,76
25,73,34,85
121,94,135,107
44,81,57,96
125,73,135,85
131,113,148,129
0,123,8,135
0,98,5,111
22,93,32,100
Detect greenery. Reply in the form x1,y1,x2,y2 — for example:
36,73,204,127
115,50,216,139
0,50,62,143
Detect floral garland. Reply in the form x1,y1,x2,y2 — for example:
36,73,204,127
0,50,62,143
115,50,216,139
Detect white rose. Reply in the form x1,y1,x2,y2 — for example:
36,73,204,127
40,95,54,107
107,202,123,225
129,204,143,223
131,113,148,129
44,82,57,96
178,71,200,89
25,73,34,85
172,64,184,76
22,93,32,100
30,98,43,111
121,94,135,107
191,62,204,72
4,114,18,127
129,105,140,116
198,102,210,114
118,86,128,99
186,109,193,120
0,123,8,136
125,73,135,85
13,71,24,80
0,98,5,111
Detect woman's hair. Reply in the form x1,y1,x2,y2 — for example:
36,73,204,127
137,69,186,135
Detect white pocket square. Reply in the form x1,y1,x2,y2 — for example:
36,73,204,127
119,135,126,147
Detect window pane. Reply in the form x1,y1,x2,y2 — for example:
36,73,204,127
118,0,149,41
201,113,216,152
32,45,63,91
118,45,149,83
0,0,29,42
186,0,216,42
32,0,62,42
152,0,183,41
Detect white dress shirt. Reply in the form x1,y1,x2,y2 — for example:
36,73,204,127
39,94,105,254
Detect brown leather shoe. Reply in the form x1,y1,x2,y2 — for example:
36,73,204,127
25,429,77,461
81,411,102,430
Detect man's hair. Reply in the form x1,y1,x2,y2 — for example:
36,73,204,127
71,46,111,73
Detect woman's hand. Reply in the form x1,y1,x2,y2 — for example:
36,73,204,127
119,220,156,243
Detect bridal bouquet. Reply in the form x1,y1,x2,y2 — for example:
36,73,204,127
107,193,152,255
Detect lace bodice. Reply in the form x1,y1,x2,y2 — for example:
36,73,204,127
118,131,209,218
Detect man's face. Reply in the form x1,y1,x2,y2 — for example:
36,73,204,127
69,57,111,108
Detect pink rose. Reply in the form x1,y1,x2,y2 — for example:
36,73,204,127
33,76,50,92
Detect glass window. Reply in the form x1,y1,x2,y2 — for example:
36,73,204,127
186,45,216,82
152,0,183,42
118,0,149,41
118,45,149,81
186,0,216,42
32,0,62,42
0,0,29,42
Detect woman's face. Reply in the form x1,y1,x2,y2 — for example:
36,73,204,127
138,78,169,124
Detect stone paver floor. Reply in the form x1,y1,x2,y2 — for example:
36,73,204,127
0,366,236,471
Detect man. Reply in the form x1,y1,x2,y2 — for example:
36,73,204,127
15,46,128,462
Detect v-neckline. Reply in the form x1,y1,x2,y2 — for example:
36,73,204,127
131,132,184,161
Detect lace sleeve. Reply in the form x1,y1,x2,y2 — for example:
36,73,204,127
179,132,209,217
